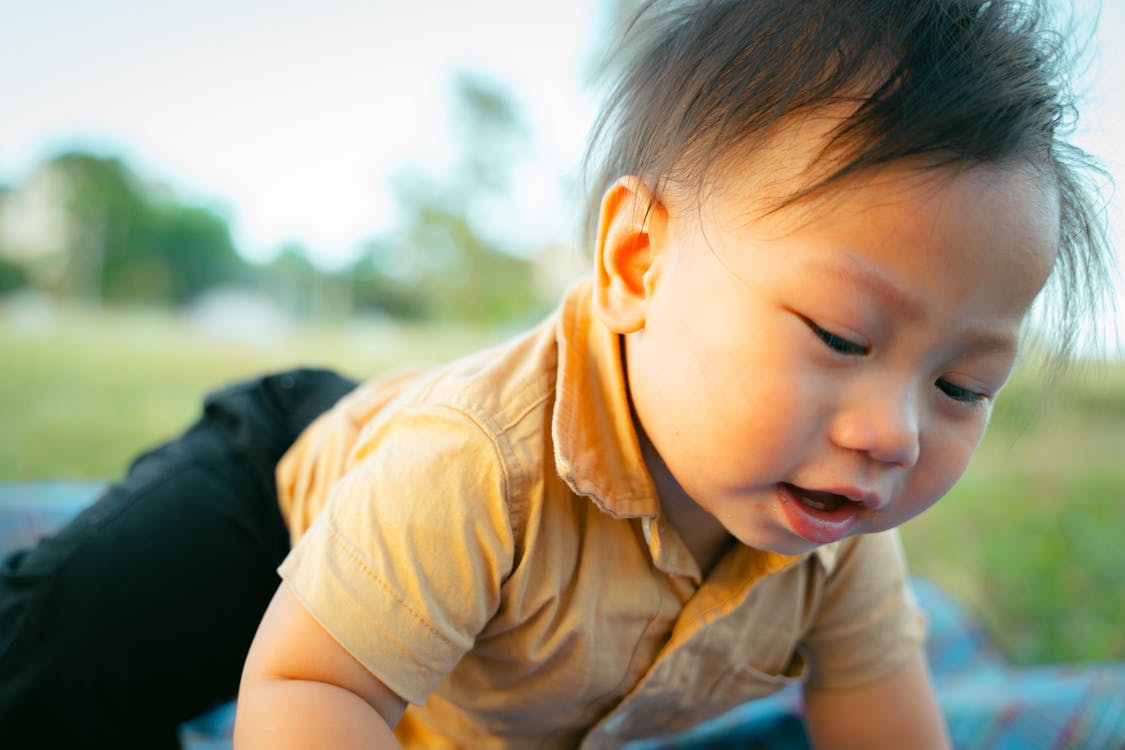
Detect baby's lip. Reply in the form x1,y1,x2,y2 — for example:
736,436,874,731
787,482,884,511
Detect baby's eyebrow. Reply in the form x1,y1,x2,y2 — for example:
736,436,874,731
958,329,1019,358
814,255,926,321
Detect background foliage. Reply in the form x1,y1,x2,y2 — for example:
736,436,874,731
0,75,556,326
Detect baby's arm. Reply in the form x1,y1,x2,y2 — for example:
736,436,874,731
803,647,950,750
233,583,407,749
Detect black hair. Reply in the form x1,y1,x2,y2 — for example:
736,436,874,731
584,0,1113,361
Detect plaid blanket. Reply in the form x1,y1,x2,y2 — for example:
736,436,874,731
3,482,1122,750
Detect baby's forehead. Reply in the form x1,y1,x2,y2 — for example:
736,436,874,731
696,140,1054,234
686,158,1059,289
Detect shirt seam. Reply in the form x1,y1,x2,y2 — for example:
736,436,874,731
431,395,546,560
326,518,460,650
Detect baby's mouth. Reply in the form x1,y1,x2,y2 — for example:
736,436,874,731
782,483,850,512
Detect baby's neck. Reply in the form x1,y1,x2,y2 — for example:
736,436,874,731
660,481,735,577
636,427,734,577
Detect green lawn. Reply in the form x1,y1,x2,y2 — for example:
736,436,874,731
0,305,505,478
900,364,1125,665
2,304,1122,666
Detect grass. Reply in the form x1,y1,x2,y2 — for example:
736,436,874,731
2,303,1122,665
0,304,506,478
900,364,1125,665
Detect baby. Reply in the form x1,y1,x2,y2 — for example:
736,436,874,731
234,1,1110,748
0,1,1111,749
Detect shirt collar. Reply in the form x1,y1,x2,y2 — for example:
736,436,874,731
552,278,661,519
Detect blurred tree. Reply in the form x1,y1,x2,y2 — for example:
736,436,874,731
451,70,528,197
256,242,350,320
349,237,429,319
47,153,148,303
351,73,546,324
140,201,247,305
0,152,249,306
0,257,28,295
259,243,320,317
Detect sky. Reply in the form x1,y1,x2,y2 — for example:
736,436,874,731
0,0,605,267
1,0,1122,354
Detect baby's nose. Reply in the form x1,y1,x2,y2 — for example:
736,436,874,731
828,386,920,468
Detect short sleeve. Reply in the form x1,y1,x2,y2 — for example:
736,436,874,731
801,530,927,690
278,403,516,706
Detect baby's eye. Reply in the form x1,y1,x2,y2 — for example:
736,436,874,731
935,378,988,407
805,319,868,357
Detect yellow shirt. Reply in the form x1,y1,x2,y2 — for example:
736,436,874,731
277,279,925,748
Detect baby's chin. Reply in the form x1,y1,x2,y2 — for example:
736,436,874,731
726,522,836,557
762,535,832,557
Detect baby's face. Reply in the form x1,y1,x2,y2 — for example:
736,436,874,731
623,160,1058,555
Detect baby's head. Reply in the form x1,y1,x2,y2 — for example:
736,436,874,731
585,0,1111,359
584,0,1114,553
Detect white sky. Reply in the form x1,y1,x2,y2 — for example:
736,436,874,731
1,0,1122,353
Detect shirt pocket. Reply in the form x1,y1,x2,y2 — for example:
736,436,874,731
705,646,808,703
591,647,808,745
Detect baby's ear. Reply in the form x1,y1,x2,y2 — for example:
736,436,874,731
594,177,668,333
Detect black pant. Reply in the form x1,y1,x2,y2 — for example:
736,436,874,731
0,368,356,749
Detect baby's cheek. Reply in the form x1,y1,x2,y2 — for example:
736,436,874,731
911,440,978,516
